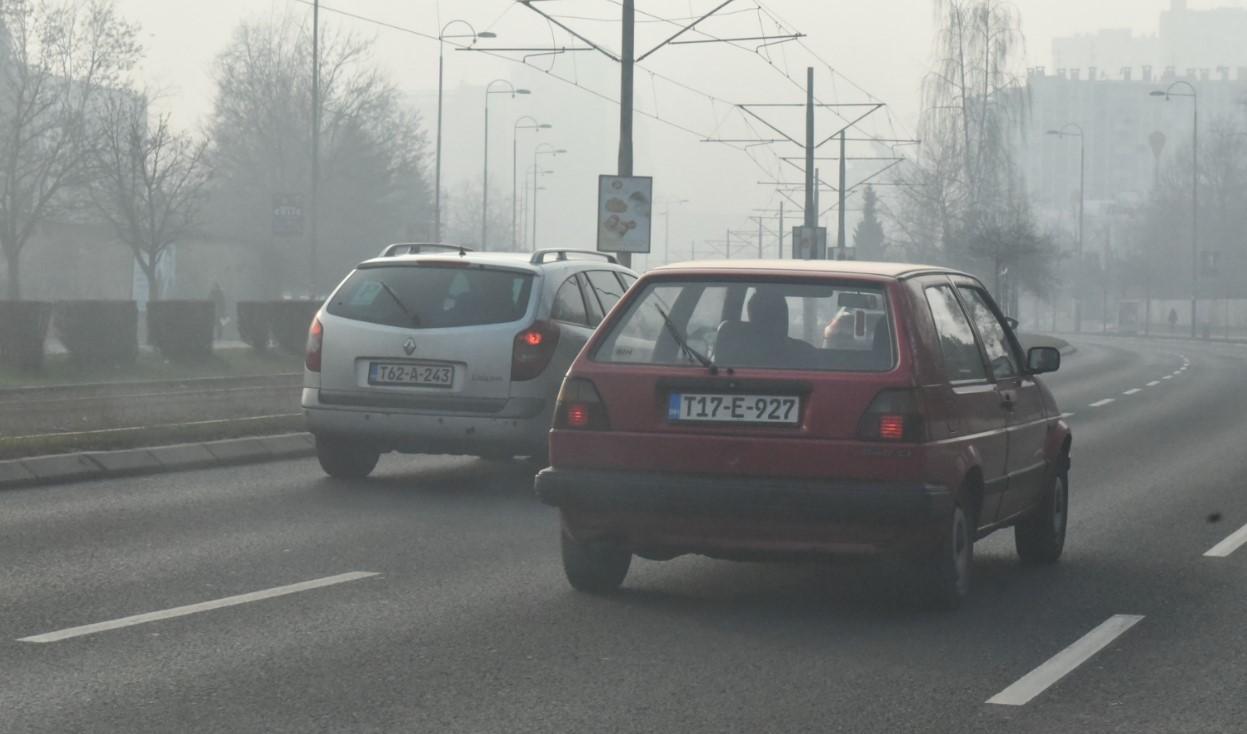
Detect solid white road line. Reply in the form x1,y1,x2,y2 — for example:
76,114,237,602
1060,412,1076,419
18,572,379,643
1204,523,1247,558
1147,380,1161,387
986,614,1145,707
1089,398,1115,408
1123,388,1142,396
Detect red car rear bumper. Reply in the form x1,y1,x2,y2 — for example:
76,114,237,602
535,467,952,558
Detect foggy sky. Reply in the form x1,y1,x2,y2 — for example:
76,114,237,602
118,0,1193,260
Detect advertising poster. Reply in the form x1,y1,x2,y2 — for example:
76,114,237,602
597,175,653,254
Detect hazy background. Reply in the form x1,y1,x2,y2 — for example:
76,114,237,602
116,0,1192,261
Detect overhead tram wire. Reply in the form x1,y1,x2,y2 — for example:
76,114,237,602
300,1,888,253
290,0,746,152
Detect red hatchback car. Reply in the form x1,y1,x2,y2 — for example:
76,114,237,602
534,260,1071,608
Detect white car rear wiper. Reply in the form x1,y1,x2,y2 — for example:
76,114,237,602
377,282,421,326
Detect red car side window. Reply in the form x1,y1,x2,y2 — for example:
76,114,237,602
924,285,987,382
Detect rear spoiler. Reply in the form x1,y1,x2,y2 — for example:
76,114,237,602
380,243,471,257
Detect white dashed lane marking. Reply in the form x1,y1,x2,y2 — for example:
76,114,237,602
1089,398,1115,408
1123,388,1142,396
1204,523,1247,558
986,615,1146,706
1147,380,1161,387
18,572,380,643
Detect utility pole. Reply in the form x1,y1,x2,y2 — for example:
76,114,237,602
779,201,785,258
513,1,763,264
310,0,320,296
804,67,815,236
617,0,636,268
836,130,847,260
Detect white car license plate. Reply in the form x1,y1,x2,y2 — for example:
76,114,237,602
668,393,799,424
368,361,455,387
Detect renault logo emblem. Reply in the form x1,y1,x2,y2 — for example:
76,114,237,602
403,337,416,355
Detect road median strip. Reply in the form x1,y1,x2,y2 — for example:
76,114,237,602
0,430,315,490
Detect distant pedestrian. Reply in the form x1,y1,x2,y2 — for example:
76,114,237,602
1168,307,1178,333
210,282,226,340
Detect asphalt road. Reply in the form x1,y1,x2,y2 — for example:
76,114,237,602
3,335,1246,733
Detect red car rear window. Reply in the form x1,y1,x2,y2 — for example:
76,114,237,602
594,279,896,372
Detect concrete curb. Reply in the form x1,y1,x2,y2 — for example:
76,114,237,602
0,432,315,490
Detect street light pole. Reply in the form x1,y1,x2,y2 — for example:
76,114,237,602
434,22,493,243
528,165,555,250
483,80,530,250
1151,82,1199,338
512,117,551,250
1046,124,1085,332
531,144,566,251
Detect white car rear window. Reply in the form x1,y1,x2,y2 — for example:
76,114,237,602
327,264,534,329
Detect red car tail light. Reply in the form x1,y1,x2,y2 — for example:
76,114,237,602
554,377,610,430
858,389,926,442
305,317,324,372
512,321,560,381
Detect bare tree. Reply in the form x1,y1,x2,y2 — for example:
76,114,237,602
88,93,211,300
925,0,1028,218
444,180,510,250
888,0,1050,299
0,0,140,299
207,14,431,295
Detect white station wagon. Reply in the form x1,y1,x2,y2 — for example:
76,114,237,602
303,244,637,478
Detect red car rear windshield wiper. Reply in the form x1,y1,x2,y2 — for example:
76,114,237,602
654,303,716,373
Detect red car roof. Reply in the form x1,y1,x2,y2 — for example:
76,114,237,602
650,259,968,280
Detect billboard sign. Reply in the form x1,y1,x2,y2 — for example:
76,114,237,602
791,226,827,260
596,175,653,254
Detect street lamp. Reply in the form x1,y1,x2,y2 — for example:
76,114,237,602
1046,123,1085,333
513,116,551,250
435,21,494,243
483,79,530,249
1150,81,1199,338
532,144,566,251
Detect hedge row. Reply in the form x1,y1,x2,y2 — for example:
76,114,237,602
0,299,323,372
55,300,139,366
236,300,321,354
0,301,53,372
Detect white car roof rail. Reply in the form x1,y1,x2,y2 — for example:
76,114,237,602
529,249,619,265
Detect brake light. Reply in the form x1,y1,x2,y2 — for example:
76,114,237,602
305,317,323,372
566,403,591,428
878,414,906,440
858,389,925,442
512,321,560,381
554,378,610,430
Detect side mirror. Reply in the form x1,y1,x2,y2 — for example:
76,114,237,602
1004,316,1019,331
1027,346,1061,375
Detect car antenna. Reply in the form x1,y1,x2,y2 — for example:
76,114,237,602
458,246,466,257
